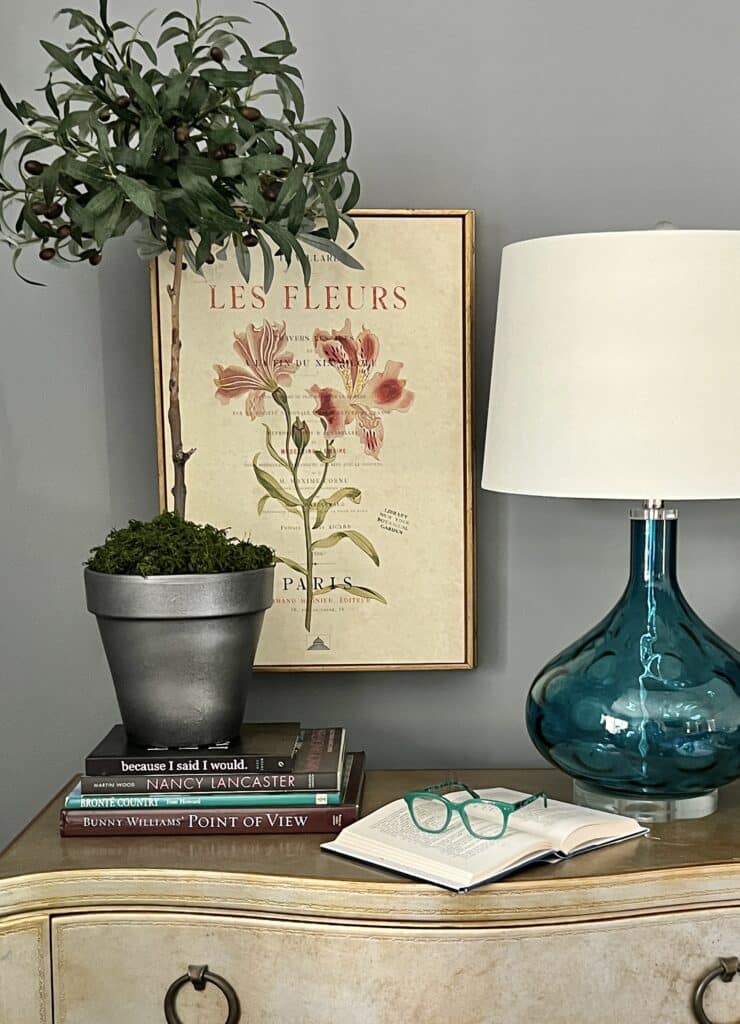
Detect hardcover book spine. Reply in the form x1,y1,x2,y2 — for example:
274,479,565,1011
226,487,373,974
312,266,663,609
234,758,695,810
80,770,340,794
84,754,293,776
60,804,358,836
67,790,340,809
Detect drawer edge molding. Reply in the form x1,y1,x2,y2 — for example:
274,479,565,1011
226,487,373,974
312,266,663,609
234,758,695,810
2,864,740,926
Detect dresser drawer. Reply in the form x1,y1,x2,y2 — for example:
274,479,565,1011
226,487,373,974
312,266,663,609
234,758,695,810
0,915,52,1024
51,907,740,1023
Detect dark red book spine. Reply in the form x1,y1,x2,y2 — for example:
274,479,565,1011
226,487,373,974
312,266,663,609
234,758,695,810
59,803,358,836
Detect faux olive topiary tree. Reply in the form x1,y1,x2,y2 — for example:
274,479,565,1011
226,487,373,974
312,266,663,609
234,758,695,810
0,0,360,517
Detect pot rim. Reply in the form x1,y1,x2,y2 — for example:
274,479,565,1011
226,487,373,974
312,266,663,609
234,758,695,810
84,564,275,619
84,565,275,582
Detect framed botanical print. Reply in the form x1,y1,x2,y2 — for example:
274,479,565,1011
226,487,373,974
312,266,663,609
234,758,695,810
151,210,475,671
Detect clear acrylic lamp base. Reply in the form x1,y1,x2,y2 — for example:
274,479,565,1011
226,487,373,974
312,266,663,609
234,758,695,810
573,780,718,823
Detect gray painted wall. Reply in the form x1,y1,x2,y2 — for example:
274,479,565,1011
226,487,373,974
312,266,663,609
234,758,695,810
2,0,740,847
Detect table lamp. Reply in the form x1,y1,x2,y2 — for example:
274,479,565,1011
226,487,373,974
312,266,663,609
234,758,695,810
482,228,740,822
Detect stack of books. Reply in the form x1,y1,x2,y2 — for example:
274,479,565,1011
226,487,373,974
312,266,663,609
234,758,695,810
59,722,365,837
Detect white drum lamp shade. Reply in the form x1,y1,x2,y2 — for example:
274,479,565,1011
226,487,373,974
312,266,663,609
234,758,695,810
482,230,740,500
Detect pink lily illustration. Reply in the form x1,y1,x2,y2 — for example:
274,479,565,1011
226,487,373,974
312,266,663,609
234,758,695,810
214,318,413,633
309,319,414,459
213,320,296,419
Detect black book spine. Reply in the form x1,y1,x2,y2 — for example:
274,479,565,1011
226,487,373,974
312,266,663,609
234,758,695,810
85,753,293,776
81,769,341,794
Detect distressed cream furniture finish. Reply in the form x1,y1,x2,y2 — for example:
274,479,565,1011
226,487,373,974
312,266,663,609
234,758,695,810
0,915,52,1022
1,769,740,1024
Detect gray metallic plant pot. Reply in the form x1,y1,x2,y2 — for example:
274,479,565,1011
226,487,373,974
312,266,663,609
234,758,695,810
84,567,274,748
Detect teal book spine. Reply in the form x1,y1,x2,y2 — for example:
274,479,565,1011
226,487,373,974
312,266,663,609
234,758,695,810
65,786,340,810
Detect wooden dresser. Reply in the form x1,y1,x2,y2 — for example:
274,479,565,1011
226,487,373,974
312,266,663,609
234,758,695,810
1,768,739,1024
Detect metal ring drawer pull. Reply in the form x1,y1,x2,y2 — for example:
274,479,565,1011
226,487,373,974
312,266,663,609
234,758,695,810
693,956,740,1024
164,964,241,1024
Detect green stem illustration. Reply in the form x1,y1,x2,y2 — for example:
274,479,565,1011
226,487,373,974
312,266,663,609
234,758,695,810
301,504,315,632
279,401,295,475
216,320,392,642
251,388,385,637
284,400,316,632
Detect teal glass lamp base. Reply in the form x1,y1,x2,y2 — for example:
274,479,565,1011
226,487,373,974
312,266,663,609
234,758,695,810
527,505,740,823
573,780,718,822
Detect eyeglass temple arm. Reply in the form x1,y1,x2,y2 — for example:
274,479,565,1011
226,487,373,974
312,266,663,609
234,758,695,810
514,791,548,809
422,780,480,799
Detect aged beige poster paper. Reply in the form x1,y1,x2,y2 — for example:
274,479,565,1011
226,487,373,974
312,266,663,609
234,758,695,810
153,211,474,670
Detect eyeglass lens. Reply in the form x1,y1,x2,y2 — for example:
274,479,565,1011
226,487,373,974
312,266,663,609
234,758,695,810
463,802,506,837
411,796,508,837
410,795,449,831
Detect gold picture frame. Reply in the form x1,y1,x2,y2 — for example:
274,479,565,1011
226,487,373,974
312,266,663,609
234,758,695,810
151,210,475,671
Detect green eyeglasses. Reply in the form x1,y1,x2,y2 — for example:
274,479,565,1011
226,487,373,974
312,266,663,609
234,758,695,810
404,781,548,840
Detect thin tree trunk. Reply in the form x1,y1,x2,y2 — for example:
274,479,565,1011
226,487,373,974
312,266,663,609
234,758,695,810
167,238,194,517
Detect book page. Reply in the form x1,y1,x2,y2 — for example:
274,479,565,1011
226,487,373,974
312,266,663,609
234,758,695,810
473,788,646,854
323,797,549,887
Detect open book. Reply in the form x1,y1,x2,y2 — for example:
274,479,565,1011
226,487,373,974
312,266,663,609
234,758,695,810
322,787,647,892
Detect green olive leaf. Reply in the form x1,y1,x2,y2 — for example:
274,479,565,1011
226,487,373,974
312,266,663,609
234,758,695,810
40,40,92,84
235,236,251,283
299,232,363,270
0,2,361,286
257,230,275,292
0,84,22,122
93,192,123,245
117,174,158,217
